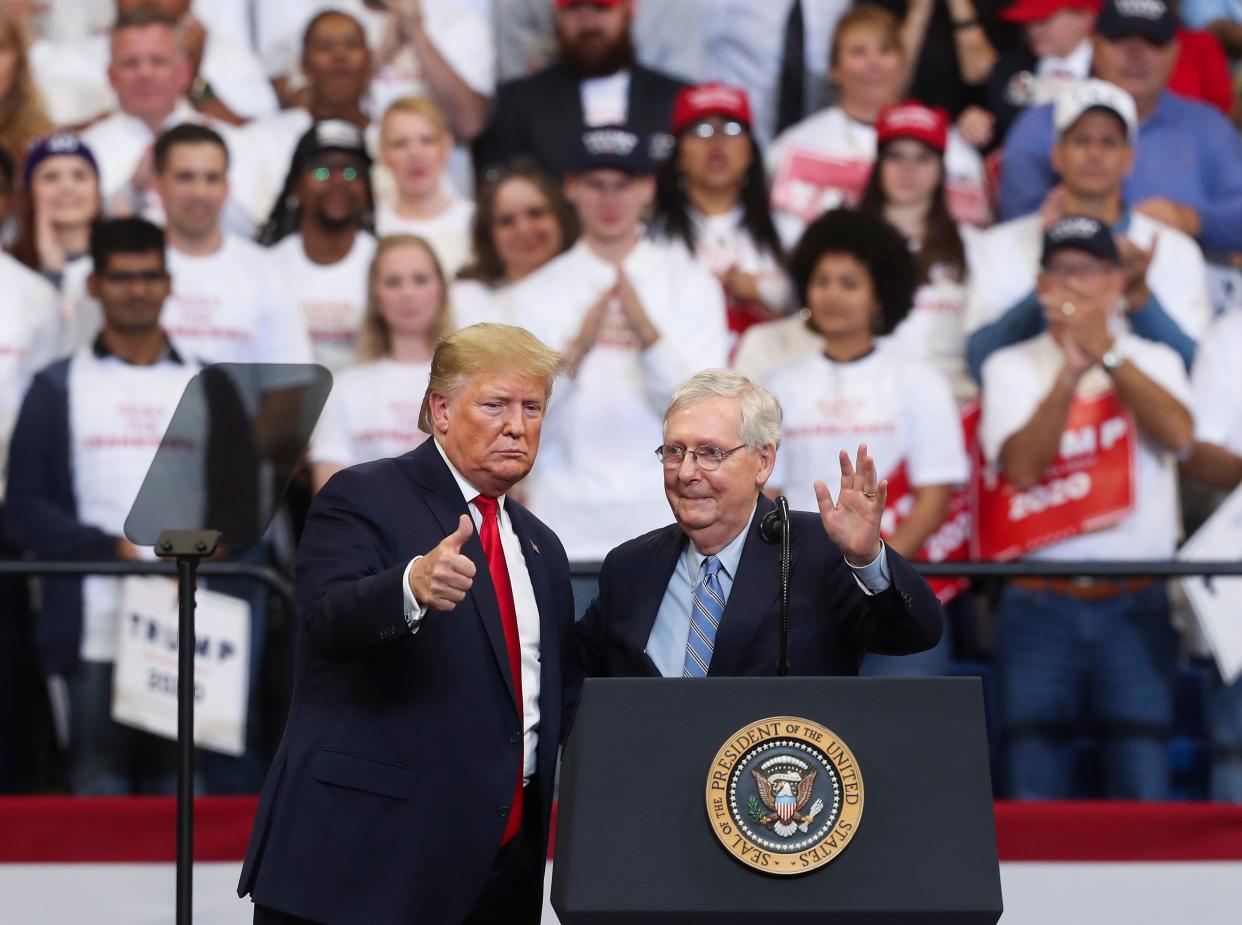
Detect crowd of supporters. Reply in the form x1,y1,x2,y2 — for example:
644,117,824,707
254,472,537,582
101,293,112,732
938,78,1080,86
1,0,1241,805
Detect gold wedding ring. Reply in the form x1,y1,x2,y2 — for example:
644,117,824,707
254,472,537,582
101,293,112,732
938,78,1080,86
1061,301,1076,317
862,490,878,499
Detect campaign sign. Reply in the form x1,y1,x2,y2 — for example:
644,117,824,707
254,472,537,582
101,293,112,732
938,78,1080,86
113,576,251,756
881,403,980,604
769,147,868,220
1179,484,1242,685
974,391,1136,561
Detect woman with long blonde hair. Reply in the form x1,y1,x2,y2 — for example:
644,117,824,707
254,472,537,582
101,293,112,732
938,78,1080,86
0,13,50,170
310,234,453,490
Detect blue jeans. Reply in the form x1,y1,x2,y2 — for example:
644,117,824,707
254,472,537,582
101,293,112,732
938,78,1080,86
65,661,178,796
1205,669,1242,803
996,582,1176,800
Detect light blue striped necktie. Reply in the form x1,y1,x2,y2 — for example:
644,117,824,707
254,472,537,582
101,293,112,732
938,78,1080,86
683,555,725,678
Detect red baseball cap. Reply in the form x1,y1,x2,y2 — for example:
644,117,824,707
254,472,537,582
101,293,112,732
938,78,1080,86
875,102,948,153
1001,0,1100,24
670,83,753,136
555,0,624,9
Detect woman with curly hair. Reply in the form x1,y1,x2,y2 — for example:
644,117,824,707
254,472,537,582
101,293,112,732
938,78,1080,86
763,208,968,571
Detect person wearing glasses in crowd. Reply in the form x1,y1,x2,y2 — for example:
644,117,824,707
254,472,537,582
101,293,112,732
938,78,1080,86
310,234,451,491
572,368,944,680
260,120,377,372
761,208,968,676
650,82,790,353
451,162,578,328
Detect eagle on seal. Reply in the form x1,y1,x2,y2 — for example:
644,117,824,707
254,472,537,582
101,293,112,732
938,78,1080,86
753,768,820,838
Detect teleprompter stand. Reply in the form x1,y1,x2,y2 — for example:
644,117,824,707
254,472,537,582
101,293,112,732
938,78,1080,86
553,677,1003,924
125,364,331,925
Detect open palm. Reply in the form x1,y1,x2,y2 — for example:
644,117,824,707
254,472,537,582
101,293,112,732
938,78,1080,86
814,444,886,567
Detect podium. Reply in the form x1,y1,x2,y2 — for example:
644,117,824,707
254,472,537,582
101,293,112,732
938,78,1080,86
552,677,1002,924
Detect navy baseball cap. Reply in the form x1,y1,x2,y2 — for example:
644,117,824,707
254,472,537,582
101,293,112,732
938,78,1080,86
1096,0,1176,44
571,125,653,175
1041,216,1121,266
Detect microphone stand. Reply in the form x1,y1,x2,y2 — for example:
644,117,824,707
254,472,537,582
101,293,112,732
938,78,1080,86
759,497,793,676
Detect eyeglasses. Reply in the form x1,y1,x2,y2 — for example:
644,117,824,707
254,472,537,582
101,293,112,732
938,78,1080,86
310,165,359,182
100,270,168,286
655,444,747,470
690,120,745,140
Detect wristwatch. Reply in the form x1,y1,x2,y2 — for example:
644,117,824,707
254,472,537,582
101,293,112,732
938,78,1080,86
1101,344,1126,373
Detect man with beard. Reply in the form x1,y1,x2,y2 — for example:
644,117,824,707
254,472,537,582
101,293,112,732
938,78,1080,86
261,120,377,373
477,0,686,178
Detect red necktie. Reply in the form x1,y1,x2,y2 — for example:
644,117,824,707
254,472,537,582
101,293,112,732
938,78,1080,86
473,495,524,845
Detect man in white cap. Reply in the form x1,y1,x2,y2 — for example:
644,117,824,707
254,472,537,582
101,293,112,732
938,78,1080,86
966,78,1210,381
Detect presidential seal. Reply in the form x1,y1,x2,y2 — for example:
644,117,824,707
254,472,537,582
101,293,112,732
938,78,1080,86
705,716,863,875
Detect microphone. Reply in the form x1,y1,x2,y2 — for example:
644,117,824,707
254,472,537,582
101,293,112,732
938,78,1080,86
760,497,793,676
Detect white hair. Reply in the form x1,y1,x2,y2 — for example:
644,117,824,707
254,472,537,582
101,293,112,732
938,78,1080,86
664,369,782,450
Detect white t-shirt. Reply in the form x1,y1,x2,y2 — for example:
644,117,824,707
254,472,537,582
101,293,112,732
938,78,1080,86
29,34,114,126
68,347,200,662
268,231,378,372
658,207,791,312
766,106,991,246
375,199,475,278
0,255,63,494
886,263,975,403
964,211,1212,341
1191,309,1242,454
731,314,822,385
764,343,969,515
309,357,431,467
580,72,631,127
165,235,314,365
507,238,729,561
450,278,516,329
979,331,1190,560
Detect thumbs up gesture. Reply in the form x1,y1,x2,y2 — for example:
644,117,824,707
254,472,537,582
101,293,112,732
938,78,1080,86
408,515,477,612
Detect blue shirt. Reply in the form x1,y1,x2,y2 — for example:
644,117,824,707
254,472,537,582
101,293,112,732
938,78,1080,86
999,91,1242,253
645,504,892,677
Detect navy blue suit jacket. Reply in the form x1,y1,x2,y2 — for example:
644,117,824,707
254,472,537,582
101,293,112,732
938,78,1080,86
238,440,575,924
574,495,943,679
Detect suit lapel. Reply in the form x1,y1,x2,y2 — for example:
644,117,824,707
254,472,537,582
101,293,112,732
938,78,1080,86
401,442,519,712
505,501,559,764
708,497,793,677
631,526,686,677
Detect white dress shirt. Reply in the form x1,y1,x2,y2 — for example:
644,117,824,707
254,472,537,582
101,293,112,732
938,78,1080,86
400,440,541,781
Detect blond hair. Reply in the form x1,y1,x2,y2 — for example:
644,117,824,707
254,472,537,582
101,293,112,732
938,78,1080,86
357,234,452,362
0,14,51,164
380,96,450,146
418,324,564,433
664,369,783,450
830,4,903,71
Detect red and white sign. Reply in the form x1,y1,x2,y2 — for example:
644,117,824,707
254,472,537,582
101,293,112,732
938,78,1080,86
973,391,1136,561
882,403,979,604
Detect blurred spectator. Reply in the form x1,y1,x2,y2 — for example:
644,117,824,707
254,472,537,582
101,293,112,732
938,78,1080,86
260,120,377,372
1182,310,1242,803
508,125,727,562
155,123,313,365
887,0,1004,115
970,80,1210,378
375,97,473,277
859,102,976,400
1000,0,1242,252
984,0,1097,150
0,11,50,166
11,132,100,322
763,207,968,580
1167,23,1234,114
5,218,197,795
979,215,1192,799
476,0,686,179
767,4,990,248
309,234,449,491
451,161,577,326
115,0,279,125
237,9,372,230
650,83,789,351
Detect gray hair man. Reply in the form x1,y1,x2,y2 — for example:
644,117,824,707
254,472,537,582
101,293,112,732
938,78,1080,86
572,368,944,680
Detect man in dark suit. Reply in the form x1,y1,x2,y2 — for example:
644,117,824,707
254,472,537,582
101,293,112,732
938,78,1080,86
575,369,943,680
239,324,575,925
475,0,685,178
